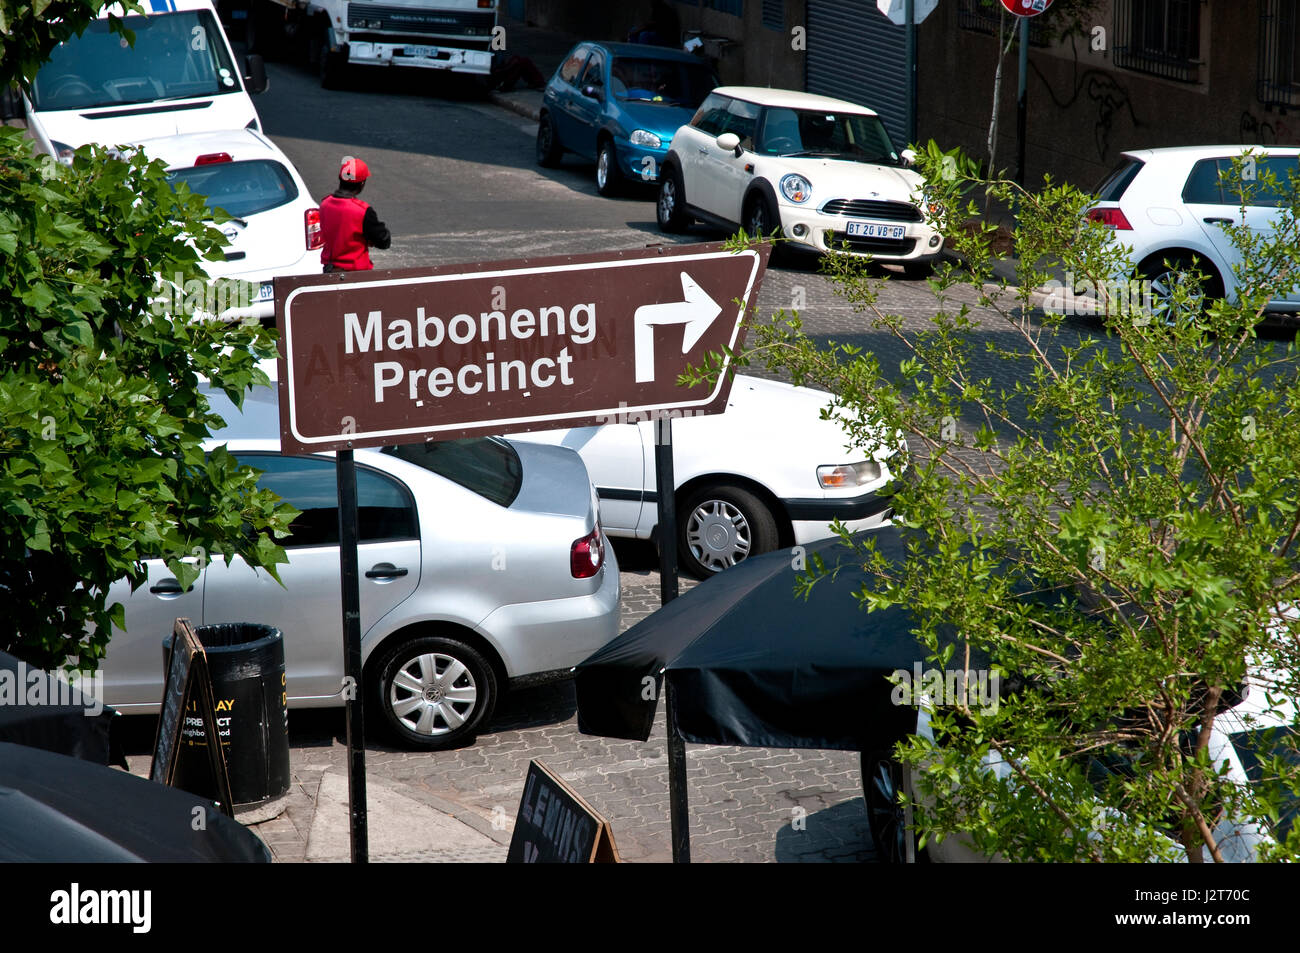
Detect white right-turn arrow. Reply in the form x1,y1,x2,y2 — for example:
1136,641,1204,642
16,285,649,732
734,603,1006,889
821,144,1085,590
633,272,721,383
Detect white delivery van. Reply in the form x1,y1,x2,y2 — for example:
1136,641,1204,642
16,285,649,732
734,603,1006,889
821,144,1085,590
4,0,267,160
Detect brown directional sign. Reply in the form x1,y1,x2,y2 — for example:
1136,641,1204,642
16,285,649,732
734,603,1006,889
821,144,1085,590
274,241,770,453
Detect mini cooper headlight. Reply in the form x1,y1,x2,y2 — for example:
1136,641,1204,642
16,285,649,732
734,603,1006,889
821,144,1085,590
630,129,662,148
780,173,812,204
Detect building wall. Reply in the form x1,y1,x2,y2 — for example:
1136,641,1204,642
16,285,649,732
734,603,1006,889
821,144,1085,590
917,2,1300,191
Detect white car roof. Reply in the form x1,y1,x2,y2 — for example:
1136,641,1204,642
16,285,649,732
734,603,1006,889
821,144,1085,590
128,127,288,171
1120,144,1300,162
711,85,878,117
100,0,219,17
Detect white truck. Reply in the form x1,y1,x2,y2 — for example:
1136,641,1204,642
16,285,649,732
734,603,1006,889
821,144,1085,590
235,0,498,88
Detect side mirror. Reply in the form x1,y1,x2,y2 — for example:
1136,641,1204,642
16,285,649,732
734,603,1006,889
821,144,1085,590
900,148,917,167
582,83,603,99
244,54,268,94
716,132,742,157
0,85,24,122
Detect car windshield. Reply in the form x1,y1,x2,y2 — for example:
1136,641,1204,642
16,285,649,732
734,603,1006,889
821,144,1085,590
756,107,900,164
609,57,715,107
30,11,242,111
1230,724,1300,841
168,159,299,219
383,439,523,508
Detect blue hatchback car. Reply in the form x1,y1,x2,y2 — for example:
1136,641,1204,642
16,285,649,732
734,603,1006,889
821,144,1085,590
536,42,718,196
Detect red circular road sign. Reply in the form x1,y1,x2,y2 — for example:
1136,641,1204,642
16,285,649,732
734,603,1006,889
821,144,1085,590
1000,0,1055,15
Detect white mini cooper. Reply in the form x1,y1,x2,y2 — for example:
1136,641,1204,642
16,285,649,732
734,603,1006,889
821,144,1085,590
656,86,943,275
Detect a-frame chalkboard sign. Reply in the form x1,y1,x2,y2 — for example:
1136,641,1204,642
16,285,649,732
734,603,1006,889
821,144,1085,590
507,760,620,863
150,618,235,818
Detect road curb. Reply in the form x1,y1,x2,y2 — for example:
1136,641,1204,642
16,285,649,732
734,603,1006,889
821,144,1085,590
490,91,541,123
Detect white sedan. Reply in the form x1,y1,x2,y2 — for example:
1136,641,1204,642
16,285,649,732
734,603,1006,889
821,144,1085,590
506,374,902,577
133,128,324,322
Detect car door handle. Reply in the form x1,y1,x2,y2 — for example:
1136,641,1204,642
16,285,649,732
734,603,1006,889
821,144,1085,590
698,148,708,155
149,579,194,596
365,564,409,580
1203,217,1235,225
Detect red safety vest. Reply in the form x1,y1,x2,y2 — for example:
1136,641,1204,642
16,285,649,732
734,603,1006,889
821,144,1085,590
320,194,373,271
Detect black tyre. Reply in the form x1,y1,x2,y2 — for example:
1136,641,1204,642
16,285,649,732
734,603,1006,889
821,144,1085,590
596,137,624,197
1137,253,1223,325
656,163,692,233
319,39,348,90
743,191,779,240
373,635,497,750
677,483,779,578
863,750,928,863
536,111,563,168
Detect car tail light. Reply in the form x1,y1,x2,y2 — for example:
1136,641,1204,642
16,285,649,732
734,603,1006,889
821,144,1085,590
1086,207,1132,230
305,208,323,250
570,525,604,579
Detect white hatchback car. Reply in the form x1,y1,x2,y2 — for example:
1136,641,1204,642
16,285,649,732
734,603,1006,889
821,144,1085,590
656,86,943,274
97,382,620,750
1086,145,1300,314
506,374,902,578
133,128,324,321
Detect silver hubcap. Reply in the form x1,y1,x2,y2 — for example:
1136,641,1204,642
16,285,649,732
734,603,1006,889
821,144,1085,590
686,499,751,572
389,652,478,736
748,203,765,235
658,180,676,221
598,148,610,188
1148,269,1204,324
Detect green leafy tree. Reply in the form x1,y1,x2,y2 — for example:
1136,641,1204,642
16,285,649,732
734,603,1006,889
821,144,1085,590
697,142,1300,862
0,3,295,670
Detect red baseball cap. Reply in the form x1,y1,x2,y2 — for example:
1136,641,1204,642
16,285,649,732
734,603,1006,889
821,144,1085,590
340,155,370,182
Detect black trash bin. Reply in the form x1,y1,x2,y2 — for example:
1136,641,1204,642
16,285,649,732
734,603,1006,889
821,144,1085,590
167,623,290,822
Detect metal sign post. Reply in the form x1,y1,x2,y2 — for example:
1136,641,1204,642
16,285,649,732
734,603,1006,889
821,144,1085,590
336,449,368,863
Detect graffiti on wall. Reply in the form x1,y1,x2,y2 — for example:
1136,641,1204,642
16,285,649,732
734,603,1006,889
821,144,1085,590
1240,111,1300,145
1032,58,1143,163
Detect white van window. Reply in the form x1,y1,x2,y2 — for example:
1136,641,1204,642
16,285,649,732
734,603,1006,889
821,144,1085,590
30,10,242,111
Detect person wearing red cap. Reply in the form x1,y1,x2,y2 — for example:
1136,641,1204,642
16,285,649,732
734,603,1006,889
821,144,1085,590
319,155,391,272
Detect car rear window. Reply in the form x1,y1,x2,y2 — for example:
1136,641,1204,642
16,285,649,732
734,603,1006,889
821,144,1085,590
1093,158,1144,201
168,159,299,219
382,438,522,508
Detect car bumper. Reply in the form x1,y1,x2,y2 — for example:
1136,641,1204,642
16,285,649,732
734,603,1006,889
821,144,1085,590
473,545,621,678
345,40,492,74
205,254,325,322
785,488,896,544
777,206,944,261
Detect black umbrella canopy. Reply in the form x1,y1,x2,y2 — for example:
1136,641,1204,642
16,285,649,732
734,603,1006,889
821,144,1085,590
577,527,954,751
0,650,124,766
0,742,271,862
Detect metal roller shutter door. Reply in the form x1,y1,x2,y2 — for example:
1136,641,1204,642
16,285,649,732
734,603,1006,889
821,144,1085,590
805,0,909,147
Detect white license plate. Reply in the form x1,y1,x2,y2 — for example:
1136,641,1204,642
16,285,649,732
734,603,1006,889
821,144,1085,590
402,45,440,59
846,220,905,240
258,281,274,302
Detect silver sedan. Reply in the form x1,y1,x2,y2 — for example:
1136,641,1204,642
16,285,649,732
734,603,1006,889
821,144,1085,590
97,383,620,750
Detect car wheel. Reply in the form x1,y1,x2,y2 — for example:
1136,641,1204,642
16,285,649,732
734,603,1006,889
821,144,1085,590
656,164,691,233
863,750,928,863
536,112,563,168
744,192,779,241
1138,254,1223,325
678,483,779,578
319,38,348,90
596,138,624,197
373,635,497,750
